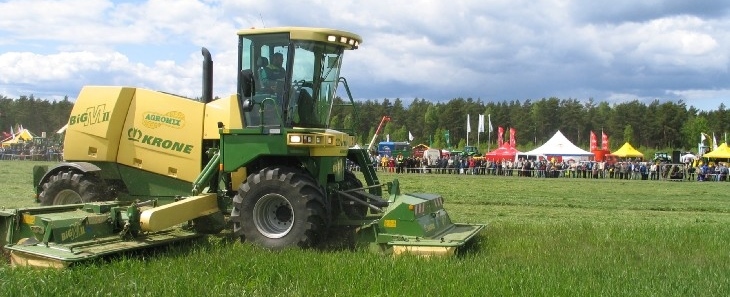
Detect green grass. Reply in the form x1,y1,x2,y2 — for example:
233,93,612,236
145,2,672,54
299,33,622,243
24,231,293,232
1,162,730,296
0,161,53,208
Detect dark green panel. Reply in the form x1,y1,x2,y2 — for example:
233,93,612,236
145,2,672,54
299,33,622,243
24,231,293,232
220,131,309,171
115,165,192,199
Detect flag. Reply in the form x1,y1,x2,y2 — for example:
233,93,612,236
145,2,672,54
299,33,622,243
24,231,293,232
509,127,516,147
478,114,485,133
488,114,493,132
700,133,707,143
10,126,14,136
590,131,597,151
601,131,609,150
713,132,718,150
408,131,414,142
498,127,504,146
386,134,390,142
466,114,471,133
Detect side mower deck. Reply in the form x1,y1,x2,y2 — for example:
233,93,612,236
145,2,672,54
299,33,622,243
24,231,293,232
1,202,203,268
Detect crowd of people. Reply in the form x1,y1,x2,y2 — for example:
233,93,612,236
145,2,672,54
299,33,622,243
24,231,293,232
0,143,63,161
360,153,729,182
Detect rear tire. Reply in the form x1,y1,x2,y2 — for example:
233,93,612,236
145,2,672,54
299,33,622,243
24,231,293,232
38,171,103,206
231,167,326,249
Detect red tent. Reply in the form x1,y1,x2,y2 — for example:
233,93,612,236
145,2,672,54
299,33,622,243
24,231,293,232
484,143,521,162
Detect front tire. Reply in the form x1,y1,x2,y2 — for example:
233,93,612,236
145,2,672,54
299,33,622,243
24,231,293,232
231,167,326,249
38,171,103,206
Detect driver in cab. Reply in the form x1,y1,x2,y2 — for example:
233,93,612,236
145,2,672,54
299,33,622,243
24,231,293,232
261,52,285,94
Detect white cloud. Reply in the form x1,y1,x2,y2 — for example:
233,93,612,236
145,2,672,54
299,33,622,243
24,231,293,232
0,0,728,112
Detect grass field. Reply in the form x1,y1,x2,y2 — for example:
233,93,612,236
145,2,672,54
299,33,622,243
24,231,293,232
1,161,729,296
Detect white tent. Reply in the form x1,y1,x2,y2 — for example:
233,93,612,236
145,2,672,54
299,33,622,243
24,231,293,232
518,130,594,159
680,153,697,163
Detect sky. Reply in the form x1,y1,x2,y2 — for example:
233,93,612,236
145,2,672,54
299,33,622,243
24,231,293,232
0,0,729,112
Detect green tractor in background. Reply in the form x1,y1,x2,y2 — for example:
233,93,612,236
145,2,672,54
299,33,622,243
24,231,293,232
1,27,484,268
462,145,481,157
653,152,671,163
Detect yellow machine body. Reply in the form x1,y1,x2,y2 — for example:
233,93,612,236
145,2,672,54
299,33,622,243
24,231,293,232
63,87,242,183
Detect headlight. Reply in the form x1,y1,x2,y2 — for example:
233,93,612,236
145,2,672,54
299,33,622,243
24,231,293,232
289,135,302,143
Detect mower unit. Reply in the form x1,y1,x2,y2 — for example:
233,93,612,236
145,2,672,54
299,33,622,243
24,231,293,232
354,180,485,256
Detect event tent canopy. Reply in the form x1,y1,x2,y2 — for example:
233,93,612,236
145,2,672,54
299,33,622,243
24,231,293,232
520,130,593,157
1,128,36,147
484,143,521,161
611,142,644,158
703,143,730,159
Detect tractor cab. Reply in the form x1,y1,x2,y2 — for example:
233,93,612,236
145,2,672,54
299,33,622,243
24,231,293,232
236,27,361,129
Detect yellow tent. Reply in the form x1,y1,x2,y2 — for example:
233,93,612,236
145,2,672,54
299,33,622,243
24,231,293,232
611,142,644,158
1,128,35,147
703,143,730,159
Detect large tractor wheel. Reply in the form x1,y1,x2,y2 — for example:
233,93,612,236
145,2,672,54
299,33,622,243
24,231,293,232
231,167,327,249
342,170,368,219
38,171,103,206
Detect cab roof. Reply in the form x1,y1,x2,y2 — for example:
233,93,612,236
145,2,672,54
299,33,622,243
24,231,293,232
237,27,362,50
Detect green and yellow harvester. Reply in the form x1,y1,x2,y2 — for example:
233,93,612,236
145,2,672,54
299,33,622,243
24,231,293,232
0,27,484,268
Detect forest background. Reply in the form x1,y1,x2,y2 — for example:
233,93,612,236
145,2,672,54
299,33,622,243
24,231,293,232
332,97,728,154
2,94,729,154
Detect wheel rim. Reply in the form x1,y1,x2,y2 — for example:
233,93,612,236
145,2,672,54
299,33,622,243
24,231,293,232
253,193,294,238
54,189,82,205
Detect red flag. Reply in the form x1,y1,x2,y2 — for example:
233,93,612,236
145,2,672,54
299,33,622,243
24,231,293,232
509,127,516,147
590,131,597,151
601,132,609,150
497,127,504,146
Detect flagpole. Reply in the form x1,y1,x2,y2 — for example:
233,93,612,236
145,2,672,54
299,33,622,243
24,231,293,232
466,114,470,147
487,114,492,152
488,130,491,152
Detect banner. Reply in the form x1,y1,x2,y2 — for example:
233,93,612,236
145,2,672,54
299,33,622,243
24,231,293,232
601,131,609,150
590,131,597,151
509,127,516,147
408,131,414,142
498,127,504,146
466,114,471,133
478,114,485,133
488,114,493,132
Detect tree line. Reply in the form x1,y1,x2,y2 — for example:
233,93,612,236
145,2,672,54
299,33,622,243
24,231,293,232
1,94,728,154
331,97,729,153
0,95,73,141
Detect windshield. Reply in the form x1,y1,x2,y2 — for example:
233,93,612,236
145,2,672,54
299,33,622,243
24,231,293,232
239,35,345,129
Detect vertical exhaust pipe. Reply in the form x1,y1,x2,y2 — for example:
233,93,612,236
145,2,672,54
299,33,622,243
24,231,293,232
201,47,213,103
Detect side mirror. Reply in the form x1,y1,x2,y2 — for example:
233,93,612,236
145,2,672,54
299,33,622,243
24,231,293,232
240,69,255,97
239,69,255,112
241,99,254,112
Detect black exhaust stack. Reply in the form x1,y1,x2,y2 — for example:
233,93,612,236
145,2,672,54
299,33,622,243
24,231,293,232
201,47,213,103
